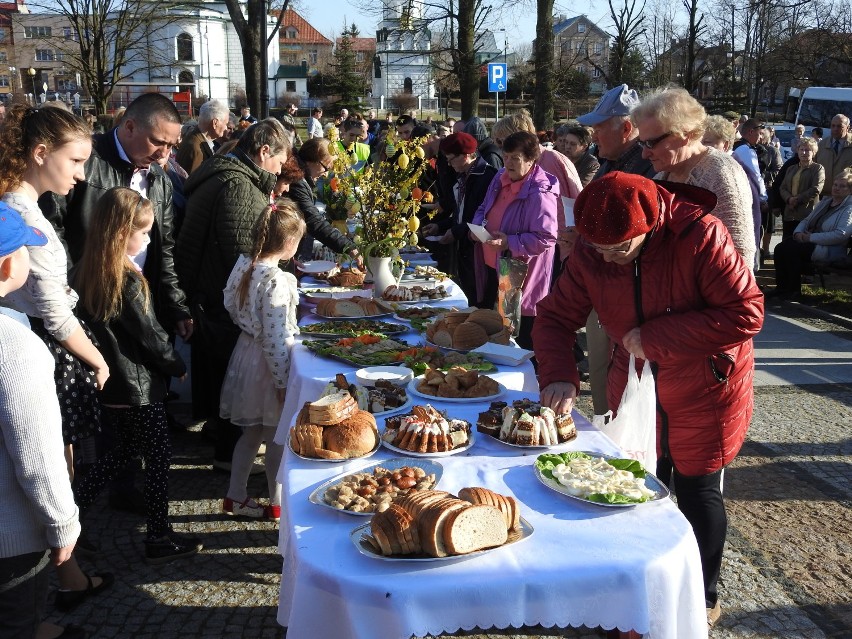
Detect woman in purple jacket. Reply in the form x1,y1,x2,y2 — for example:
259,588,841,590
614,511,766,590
471,131,559,349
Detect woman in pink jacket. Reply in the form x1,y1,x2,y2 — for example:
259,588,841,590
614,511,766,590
471,131,559,349
533,172,764,627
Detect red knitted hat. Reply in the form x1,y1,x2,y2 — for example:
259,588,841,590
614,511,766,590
439,132,478,156
575,171,660,244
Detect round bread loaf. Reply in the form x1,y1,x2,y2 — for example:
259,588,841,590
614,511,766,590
324,410,379,457
452,321,489,350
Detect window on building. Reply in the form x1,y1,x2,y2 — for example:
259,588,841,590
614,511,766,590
63,27,79,41
594,42,603,56
0,51,6,62
25,26,52,38
286,54,297,64
578,23,586,33
286,80,296,92
576,65,585,74
404,77,413,94
177,33,193,61
592,67,601,78
286,28,298,39
308,49,318,65
356,51,364,62
0,75,8,87
36,49,55,61
0,28,8,42
57,78,77,91
55,51,66,62
178,70,194,86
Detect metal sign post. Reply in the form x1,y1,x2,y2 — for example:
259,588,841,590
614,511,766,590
487,63,507,122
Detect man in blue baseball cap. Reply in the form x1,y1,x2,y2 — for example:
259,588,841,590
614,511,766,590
0,203,86,639
574,85,655,418
578,84,654,180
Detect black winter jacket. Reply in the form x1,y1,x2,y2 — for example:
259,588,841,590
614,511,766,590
39,129,190,330
175,150,277,317
79,272,186,405
290,158,356,261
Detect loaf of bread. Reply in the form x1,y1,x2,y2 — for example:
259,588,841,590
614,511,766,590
315,296,389,318
290,401,378,459
327,267,365,287
425,309,507,351
324,412,378,457
367,488,516,557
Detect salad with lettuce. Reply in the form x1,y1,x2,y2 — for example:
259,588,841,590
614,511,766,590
535,452,655,505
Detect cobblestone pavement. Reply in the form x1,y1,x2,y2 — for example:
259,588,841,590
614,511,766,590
46,308,852,639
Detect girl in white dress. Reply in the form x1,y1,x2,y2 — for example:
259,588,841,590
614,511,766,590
220,200,305,521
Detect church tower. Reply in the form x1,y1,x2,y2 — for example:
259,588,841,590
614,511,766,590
373,0,433,104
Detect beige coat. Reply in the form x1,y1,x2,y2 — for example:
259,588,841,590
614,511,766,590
814,133,852,197
779,162,825,222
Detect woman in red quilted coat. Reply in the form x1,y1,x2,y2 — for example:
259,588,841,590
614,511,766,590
533,172,764,626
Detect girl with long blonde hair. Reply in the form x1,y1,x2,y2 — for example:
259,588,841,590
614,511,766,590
220,199,305,521
72,187,200,565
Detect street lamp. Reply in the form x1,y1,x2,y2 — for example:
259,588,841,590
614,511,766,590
27,67,36,98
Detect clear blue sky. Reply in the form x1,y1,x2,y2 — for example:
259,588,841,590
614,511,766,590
297,1,610,52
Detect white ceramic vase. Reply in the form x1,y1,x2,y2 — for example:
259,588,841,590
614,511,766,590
368,256,397,296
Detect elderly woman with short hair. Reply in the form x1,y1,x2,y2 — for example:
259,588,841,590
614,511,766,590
554,123,600,187
770,167,852,298
470,131,559,349
779,137,824,238
493,112,582,264
632,87,757,270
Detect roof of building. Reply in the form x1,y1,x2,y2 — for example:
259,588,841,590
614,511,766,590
274,64,309,79
337,36,375,52
553,15,607,37
277,8,332,45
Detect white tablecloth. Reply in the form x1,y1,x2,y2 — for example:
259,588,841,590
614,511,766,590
274,389,707,639
273,279,537,446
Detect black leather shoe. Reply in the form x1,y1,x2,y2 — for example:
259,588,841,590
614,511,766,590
108,489,146,515
54,572,115,612
144,531,202,565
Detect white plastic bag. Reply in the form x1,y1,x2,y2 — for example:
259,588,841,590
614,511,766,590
596,354,658,472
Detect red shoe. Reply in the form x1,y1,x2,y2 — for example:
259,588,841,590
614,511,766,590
223,497,263,518
264,504,281,522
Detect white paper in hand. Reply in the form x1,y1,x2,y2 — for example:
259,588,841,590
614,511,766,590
467,223,494,242
561,197,576,227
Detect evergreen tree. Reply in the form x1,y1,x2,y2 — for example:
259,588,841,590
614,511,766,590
329,25,367,105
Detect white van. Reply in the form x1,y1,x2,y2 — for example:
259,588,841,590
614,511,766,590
794,87,852,128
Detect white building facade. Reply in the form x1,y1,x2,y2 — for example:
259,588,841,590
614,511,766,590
372,0,433,103
118,0,279,107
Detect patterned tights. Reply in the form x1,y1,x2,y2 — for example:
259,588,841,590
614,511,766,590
74,404,171,540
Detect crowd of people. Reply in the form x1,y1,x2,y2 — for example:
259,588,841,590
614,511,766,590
1,86,851,638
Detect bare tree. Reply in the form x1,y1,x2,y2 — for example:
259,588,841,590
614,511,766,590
607,0,647,86
223,0,290,118
681,0,706,92
532,0,555,129
18,0,194,115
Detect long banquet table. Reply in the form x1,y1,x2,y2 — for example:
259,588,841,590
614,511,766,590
272,279,707,639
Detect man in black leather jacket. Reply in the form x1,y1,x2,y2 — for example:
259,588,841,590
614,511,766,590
39,93,191,513
40,93,192,339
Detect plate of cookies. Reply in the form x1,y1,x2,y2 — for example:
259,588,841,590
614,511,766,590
406,370,505,403
307,457,443,515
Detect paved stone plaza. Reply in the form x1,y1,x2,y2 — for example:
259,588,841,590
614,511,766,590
46,306,852,639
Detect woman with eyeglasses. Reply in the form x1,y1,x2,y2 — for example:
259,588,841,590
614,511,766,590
631,87,757,270
533,171,764,627
290,137,360,264
470,130,559,349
